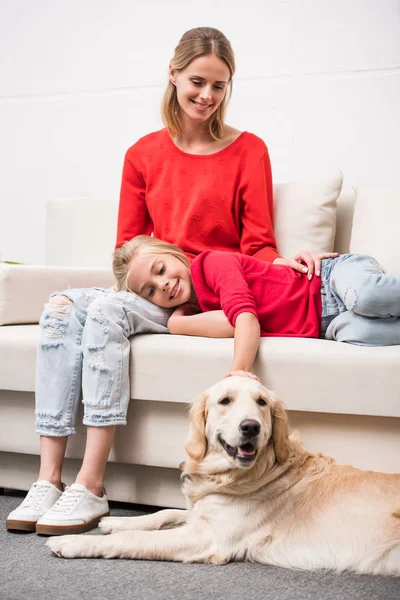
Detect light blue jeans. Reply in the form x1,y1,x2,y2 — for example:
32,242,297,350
35,288,172,436
320,254,400,345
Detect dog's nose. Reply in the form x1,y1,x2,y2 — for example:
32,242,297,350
239,419,260,438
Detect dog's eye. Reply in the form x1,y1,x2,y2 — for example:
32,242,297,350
219,397,231,405
256,397,267,406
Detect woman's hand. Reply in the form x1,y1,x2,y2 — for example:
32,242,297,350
223,370,260,381
273,252,339,279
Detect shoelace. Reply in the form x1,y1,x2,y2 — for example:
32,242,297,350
21,483,50,509
50,487,84,513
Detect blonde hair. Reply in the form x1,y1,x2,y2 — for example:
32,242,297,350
113,235,190,293
161,27,235,141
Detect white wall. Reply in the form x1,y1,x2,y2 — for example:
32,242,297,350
0,0,399,264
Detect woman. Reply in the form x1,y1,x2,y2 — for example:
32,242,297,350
6,27,333,536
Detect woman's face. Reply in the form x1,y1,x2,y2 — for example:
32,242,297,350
128,252,193,308
170,53,230,126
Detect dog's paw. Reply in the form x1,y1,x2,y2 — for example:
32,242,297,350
46,535,90,558
98,516,126,534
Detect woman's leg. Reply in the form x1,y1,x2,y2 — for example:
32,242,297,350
34,291,171,535
75,426,116,496
76,291,171,490
38,436,68,490
35,291,92,437
7,289,103,531
36,295,79,489
80,290,171,429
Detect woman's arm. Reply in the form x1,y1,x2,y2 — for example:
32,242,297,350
168,308,234,338
115,150,152,248
240,147,280,263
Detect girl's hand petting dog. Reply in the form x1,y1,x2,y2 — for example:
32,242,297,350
223,370,260,381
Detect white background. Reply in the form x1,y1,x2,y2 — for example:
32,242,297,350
1,0,399,264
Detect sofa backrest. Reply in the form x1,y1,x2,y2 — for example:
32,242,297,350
46,199,119,267
334,192,355,254
45,191,355,268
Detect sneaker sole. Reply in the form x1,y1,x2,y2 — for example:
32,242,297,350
6,519,37,532
35,511,110,536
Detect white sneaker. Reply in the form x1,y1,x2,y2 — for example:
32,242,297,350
6,480,64,532
35,482,109,536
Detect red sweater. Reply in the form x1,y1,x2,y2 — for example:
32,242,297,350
116,128,279,262
191,251,322,338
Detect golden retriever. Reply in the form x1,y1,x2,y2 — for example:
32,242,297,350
47,376,400,575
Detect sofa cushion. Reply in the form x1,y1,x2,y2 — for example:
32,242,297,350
2,325,398,419
273,172,343,258
0,325,40,391
46,199,118,267
350,185,400,275
0,264,114,326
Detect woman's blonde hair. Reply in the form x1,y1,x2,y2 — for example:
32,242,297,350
161,27,235,141
113,235,190,293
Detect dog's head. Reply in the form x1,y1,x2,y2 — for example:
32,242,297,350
185,376,290,471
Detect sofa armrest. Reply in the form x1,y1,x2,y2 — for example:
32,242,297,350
0,264,115,325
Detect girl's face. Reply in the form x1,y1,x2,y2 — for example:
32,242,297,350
128,252,193,308
170,53,230,126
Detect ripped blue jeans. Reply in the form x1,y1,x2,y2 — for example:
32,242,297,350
35,288,172,436
320,254,400,345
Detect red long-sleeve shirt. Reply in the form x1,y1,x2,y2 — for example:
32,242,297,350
191,251,322,338
116,128,279,262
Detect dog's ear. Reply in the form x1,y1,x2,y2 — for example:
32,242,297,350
272,399,290,464
185,391,208,463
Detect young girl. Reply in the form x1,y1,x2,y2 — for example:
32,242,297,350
6,27,333,535
115,235,400,378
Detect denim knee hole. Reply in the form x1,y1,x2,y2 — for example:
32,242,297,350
88,298,110,334
87,344,109,372
344,288,358,311
39,302,71,349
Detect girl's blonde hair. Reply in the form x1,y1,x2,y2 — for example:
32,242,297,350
113,235,190,293
161,27,235,141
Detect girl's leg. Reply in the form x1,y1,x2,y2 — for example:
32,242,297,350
326,311,400,346
330,254,400,318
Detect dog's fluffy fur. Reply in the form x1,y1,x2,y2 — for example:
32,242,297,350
47,377,400,575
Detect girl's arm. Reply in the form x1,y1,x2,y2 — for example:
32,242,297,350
230,312,260,373
168,308,234,338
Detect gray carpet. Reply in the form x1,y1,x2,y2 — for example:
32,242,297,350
1,491,399,600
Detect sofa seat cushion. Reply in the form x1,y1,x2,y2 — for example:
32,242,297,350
0,325,40,392
130,334,400,417
2,325,398,418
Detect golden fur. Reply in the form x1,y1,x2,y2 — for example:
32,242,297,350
47,377,400,575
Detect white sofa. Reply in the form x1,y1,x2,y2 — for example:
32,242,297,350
1,176,399,509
